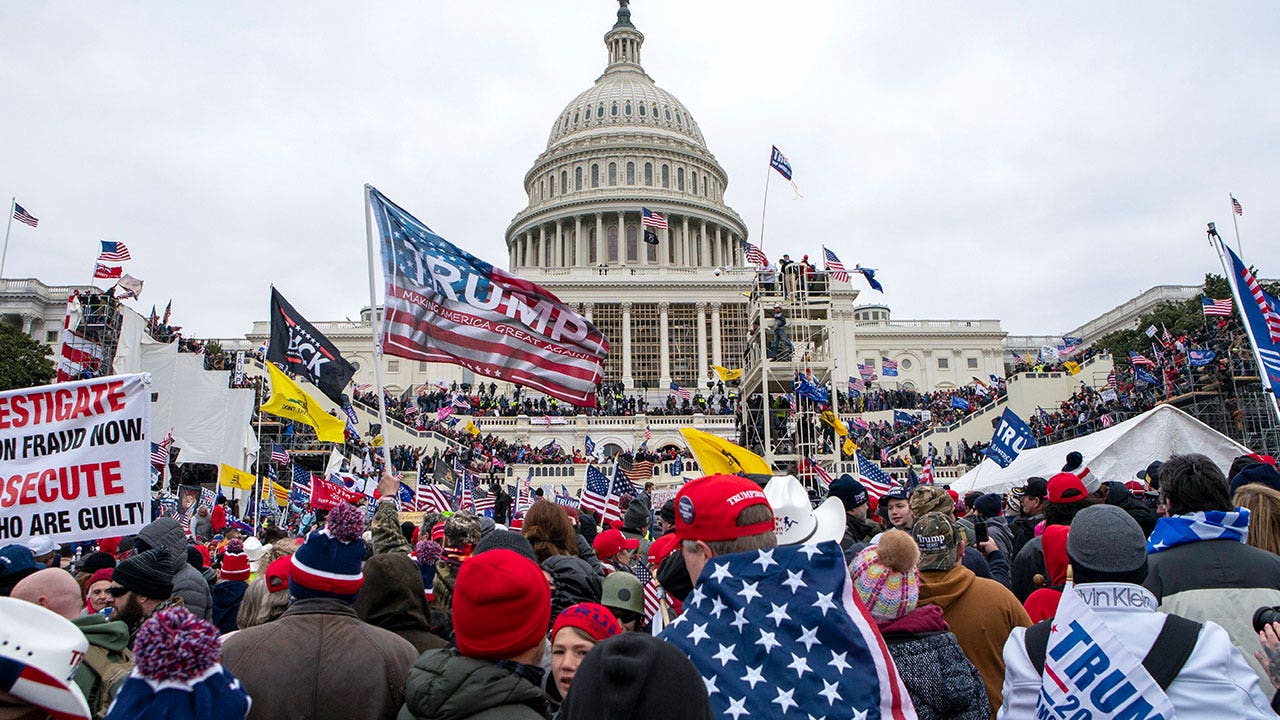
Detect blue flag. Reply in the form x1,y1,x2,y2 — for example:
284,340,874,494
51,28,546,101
661,542,912,718
794,375,828,404
584,435,596,456
769,145,793,180
397,482,416,507
1219,240,1280,398
1188,349,1216,367
892,409,918,426
983,408,1038,468
950,396,971,411
1134,367,1159,386
855,267,884,292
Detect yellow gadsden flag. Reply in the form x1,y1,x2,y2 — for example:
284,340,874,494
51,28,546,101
1063,361,1081,376
711,365,743,382
679,427,771,477
260,362,346,443
464,420,481,437
819,409,849,437
843,436,858,457
218,464,256,491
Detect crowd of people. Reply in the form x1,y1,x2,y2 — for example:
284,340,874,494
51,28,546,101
9,449,1280,719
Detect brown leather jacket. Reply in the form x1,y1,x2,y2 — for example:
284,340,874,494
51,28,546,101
222,597,421,720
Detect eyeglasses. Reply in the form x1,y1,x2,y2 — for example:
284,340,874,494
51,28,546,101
107,585,130,598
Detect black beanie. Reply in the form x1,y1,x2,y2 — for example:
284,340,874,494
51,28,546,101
559,633,712,720
112,547,176,600
473,530,538,565
78,551,116,575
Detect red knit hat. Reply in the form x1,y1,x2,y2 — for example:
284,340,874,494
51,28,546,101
452,549,551,660
219,541,251,582
675,475,773,542
552,603,622,643
1047,473,1087,504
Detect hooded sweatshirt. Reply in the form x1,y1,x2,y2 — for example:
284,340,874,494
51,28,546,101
135,517,212,619
70,614,131,711
917,564,1031,719
354,553,447,655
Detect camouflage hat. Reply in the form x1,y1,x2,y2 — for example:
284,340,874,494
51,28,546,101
600,571,645,616
444,513,482,549
909,485,954,519
913,512,959,572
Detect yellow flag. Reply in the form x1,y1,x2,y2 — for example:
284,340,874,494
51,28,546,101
218,464,256,491
262,481,290,506
843,437,857,456
465,420,481,437
1064,361,1081,376
679,427,771,477
711,365,743,382
371,434,385,447
819,410,849,437
260,362,346,443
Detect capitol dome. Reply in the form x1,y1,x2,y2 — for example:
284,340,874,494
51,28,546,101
505,1,747,275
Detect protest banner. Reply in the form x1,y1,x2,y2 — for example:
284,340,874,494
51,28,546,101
0,374,151,545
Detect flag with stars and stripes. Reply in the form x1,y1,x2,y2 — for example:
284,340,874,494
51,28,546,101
289,466,312,506
823,247,850,283
670,382,691,400
580,465,613,518
660,542,915,720
1232,194,1243,216
1218,239,1280,400
97,240,131,262
12,202,38,228
150,430,173,470
417,481,454,514
921,457,934,485
856,454,898,511
1201,297,1233,317
743,241,768,267
641,207,668,230
271,443,291,465
634,560,662,622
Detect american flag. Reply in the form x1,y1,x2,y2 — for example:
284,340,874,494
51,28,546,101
150,430,173,469
516,470,534,513
1239,259,1280,343
808,457,833,485
881,357,898,377
97,240,131,262
1107,370,1117,388
856,454,897,509
1202,297,1233,317
1232,194,1243,216
93,263,121,279
848,376,865,393
354,383,373,395
921,456,934,485
12,203,38,228
857,363,874,380
669,382,691,400
471,477,496,513
580,465,613,517
271,443,291,465
661,543,914,719
620,458,652,487
643,426,652,443
823,247,849,283
641,207,668,230
743,241,768,267
370,187,607,407
634,560,662,621
604,467,639,524
417,481,454,513
1128,351,1156,368
290,465,313,505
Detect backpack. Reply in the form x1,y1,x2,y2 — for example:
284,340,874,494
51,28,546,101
84,644,135,719
1024,614,1201,691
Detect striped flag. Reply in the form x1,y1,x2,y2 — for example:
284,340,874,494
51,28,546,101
290,465,313,505
93,263,122,279
641,207,668,229
808,457,833,485
1202,297,1233,317
1239,258,1280,343
417,482,453,513
823,247,849,283
97,240,132,262
150,430,173,469
1128,351,1156,368
271,443,291,465
856,454,897,510
580,465,613,518
1107,370,1117,388
471,476,496,513
620,458,652,487
743,241,768,267
516,469,535,513
1232,194,1243,216
669,382,691,400
370,187,608,407
634,560,662,621
12,203,38,228
921,457,934,485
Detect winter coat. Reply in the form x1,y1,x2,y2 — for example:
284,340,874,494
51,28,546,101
542,554,602,622
574,534,605,577
70,614,131,714
1006,512,1040,559
840,514,879,553
135,517,212,620
1103,481,1158,536
354,553,448,655
222,597,420,720
399,648,548,720
879,605,990,720
917,563,1031,718
978,515,1015,559
1145,536,1280,698
1000,583,1274,719
1010,534,1048,602
211,579,248,634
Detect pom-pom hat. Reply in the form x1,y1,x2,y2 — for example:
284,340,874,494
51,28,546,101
104,606,251,720
0,596,91,720
452,549,551,660
289,502,366,602
851,529,921,623
675,474,773,542
219,540,250,582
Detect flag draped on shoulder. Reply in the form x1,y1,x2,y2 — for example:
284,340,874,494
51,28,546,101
268,287,357,405
368,186,608,406
661,542,915,719
260,362,346,442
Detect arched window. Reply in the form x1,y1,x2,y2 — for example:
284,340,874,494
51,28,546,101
560,170,567,194
607,225,619,262
547,176,554,198
539,179,545,200
572,111,579,125
638,104,646,117
691,170,698,194
626,161,635,185
591,164,600,188
588,227,598,264
608,162,617,186
562,116,568,131
624,101,632,116
644,162,653,186
677,167,684,191
611,103,618,117
597,104,605,118
664,108,671,121
575,167,583,191
626,225,638,262
661,164,670,188
676,111,683,125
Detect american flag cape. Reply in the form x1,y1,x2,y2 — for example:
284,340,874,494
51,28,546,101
661,542,916,719
368,186,608,406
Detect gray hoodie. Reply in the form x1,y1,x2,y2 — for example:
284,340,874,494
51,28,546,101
135,517,212,620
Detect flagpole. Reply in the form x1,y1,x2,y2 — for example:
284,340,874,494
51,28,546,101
253,382,265,536
1230,194,1244,256
362,185,395,474
1210,230,1280,425
757,161,772,252
0,197,15,278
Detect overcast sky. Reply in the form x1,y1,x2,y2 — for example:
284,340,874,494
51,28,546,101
2,1,1276,340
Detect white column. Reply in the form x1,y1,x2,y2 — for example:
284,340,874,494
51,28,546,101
595,213,605,264
555,220,564,266
681,215,690,266
523,231,533,267
696,301,708,382
583,302,594,323
622,302,633,388
711,225,721,267
699,220,708,267
711,302,723,367
659,302,671,387
659,216,669,267
575,216,584,267
538,225,547,268
617,211,626,264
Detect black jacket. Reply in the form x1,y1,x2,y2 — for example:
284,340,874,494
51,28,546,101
399,649,548,720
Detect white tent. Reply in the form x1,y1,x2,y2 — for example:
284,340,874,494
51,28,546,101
951,404,1251,496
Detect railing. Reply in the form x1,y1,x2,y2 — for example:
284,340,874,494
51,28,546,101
854,318,1004,331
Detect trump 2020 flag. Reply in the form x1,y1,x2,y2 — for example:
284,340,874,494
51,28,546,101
368,186,608,406
983,408,1037,468
661,542,915,719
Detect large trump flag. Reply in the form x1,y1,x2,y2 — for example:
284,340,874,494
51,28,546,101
367,186,608,406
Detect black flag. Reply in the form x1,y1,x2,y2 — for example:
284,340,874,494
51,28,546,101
267,287,357,406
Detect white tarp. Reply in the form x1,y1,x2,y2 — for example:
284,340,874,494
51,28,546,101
951,404,1250,496
142,342,255,468
110,305,151,375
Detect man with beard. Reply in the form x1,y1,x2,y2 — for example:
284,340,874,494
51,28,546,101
109,547,178,645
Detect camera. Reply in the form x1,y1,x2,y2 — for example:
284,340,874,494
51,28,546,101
1253,606,1280,633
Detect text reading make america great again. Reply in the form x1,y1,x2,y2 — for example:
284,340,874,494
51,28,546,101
0,374,152,545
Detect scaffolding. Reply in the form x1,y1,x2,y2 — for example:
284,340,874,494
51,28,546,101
62,290,125,380
738,270,841,490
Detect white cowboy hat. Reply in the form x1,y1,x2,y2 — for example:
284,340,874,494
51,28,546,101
0,597,91,720
764,475,846,546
